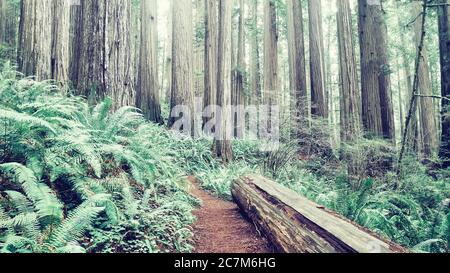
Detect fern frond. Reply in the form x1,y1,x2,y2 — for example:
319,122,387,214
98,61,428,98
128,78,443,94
48,204,104,248
0,108,56,134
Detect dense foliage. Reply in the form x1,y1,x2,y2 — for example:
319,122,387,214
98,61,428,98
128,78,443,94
0,63,448,253
0,65,198,253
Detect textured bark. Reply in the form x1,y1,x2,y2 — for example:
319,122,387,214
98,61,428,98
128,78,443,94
17,0,53,80
249,0,261,105
76,0,134,108
164,0,173,103
69,4,81,88
203,0,218,129
137,0,162,124
358,0,395,140
51,0,70,89
194,0,205,99
213,0,233,163
168,0,195,133
286,0,307,119
232,175,406,253
412,1,439,158
234,0,246,138
438,0,450,166
308,0,327,118
0,0,18,47
337,0,362,142
0,0,5,43
263,0,278,106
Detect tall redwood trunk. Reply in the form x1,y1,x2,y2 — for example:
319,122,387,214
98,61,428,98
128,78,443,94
337,0,362,142
137,0,162,124
76,0,134,108
358,0,395,141
308,0,327,118
438,0,450,166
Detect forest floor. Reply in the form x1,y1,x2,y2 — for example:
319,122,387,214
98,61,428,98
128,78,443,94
188,177,272,253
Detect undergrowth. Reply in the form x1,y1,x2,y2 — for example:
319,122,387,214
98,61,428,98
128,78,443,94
0,63,448,253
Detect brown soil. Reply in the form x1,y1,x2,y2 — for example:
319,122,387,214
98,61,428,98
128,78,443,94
188,177,272,253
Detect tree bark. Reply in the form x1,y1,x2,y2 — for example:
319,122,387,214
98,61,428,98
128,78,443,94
412,1,439,158
51,0,70,90
0,0,18,47
286,0,308,122
69,4,81,88
76,0,134,108
358,0,395,140
263,0,278,106
17,0,53,80
137,0,163,124
168,0,195,134
308,0,328,118
203,0,218,129
231,175,406,253
234,0,246,138
213,0,233,163
438,0,450,166
249,0,261,105
337,0,362,142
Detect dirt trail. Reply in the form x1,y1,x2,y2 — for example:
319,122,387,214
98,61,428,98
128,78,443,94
188,177,272,253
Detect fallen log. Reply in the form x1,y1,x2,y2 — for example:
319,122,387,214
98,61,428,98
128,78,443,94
231,175,406,253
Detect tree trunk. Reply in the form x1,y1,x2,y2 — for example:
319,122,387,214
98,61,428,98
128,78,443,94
308,0,327,118
76,0,134,108
249,0,261,105
17,0,53,80
286,0,308,121
412,1,439,158
0,0,18,47
213,0,233,164
137,0,162,124
51,0,70,90
168,0,195,134
438,0,450,166
69,4,81,88
337,0,361,142
263,0,278,106
234,0,246,138
231,175,406,253
0,0,5,44
358,0,395,140
203,0,218,129
164,0,173,104
249,0,261,106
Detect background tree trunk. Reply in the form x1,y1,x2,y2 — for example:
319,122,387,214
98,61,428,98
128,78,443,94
51,0,70,89
308,0,327,119
337,0,362,142
168,0,195,134
286,0,307,123
249,0,261,105
358,0,395,140
438,0,450,166
77,0,134,108
263,0,278,106
234,0,246,138
214,0,233,163
203,0,218,129
412,1,439,158
17,0,53,80
69,4,81,88
137,0,162,124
